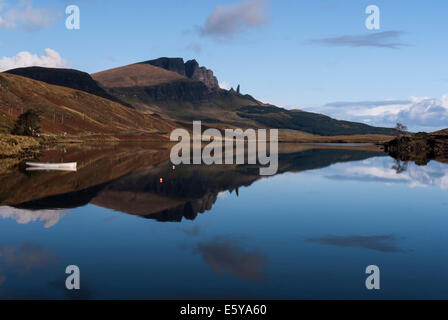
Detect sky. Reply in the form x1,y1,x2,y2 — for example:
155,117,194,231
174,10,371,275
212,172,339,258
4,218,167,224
0,0,447,132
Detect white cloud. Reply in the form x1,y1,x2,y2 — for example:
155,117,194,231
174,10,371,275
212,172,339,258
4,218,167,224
0,48,68,72
0,0,60,31
305,94,448,132
200,0,270,38
219,81,231,90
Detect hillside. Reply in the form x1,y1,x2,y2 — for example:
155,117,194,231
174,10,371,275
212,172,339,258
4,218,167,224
5,67,132,107
93,58,396,136
236,105,396,136
0,73,176,137
92,63,187,88
432,128,448,136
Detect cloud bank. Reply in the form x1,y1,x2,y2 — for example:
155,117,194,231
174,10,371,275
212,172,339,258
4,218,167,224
193,237,268,282
0,48,68,72
310,31,407,49
200,0,269,38
305,94,448,132
0,0,60,31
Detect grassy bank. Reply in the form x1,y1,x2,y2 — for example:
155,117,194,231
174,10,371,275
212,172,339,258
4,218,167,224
0,134,41,157
0,134,43,175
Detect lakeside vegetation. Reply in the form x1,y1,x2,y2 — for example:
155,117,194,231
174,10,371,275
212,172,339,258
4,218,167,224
0,134,41,157
385,129,448,165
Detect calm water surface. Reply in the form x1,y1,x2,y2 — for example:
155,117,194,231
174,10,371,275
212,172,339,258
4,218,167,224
0,143,446,299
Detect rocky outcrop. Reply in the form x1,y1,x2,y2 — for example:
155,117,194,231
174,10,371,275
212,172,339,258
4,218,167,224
144,57,187,76
185,59,219,89
384,134,448,165
145,57,219,90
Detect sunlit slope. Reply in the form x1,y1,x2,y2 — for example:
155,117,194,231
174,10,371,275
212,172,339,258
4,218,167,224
0,73,176,136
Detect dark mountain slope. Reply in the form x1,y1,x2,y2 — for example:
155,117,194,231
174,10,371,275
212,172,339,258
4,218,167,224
5,66,132,107
237,105,396,136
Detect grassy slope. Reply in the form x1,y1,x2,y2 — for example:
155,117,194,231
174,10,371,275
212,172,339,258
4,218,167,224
92,63,187,88
0,73,177,137
432,128,448,136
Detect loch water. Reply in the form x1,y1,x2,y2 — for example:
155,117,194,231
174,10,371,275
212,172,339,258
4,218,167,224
0,143,446,299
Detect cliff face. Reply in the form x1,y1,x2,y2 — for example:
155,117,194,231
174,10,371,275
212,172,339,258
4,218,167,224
185,59,219,89
144,57,187,76
145,57,219,89
105,80,211,104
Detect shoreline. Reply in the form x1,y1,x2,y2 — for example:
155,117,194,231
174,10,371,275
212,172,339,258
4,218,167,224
1,132,393,156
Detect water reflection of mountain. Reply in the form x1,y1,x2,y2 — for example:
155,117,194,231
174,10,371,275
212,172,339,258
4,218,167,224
0,144,385,223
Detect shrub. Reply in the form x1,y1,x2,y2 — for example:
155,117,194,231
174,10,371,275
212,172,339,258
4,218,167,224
415,132,429,139
11,109,42,137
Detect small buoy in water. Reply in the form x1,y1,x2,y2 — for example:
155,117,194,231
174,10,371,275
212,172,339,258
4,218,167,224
160,178,163,183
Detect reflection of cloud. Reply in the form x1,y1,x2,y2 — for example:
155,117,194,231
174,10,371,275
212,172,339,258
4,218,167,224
0,244,58,272
0,206,65,228
322,158,448,190
306,235,403,253
179,225,201,237
218,191,229,199
194,237,268,282
0,244,59,296
200,0,269,39
310,31,407,49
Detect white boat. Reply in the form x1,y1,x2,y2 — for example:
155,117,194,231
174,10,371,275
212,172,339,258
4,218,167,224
26,162,77,171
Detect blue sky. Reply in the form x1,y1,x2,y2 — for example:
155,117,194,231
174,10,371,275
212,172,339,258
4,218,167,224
1,0,447,131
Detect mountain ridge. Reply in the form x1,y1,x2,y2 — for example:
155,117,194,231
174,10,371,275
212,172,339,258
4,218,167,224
2,58,397,138
92,57,397,136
